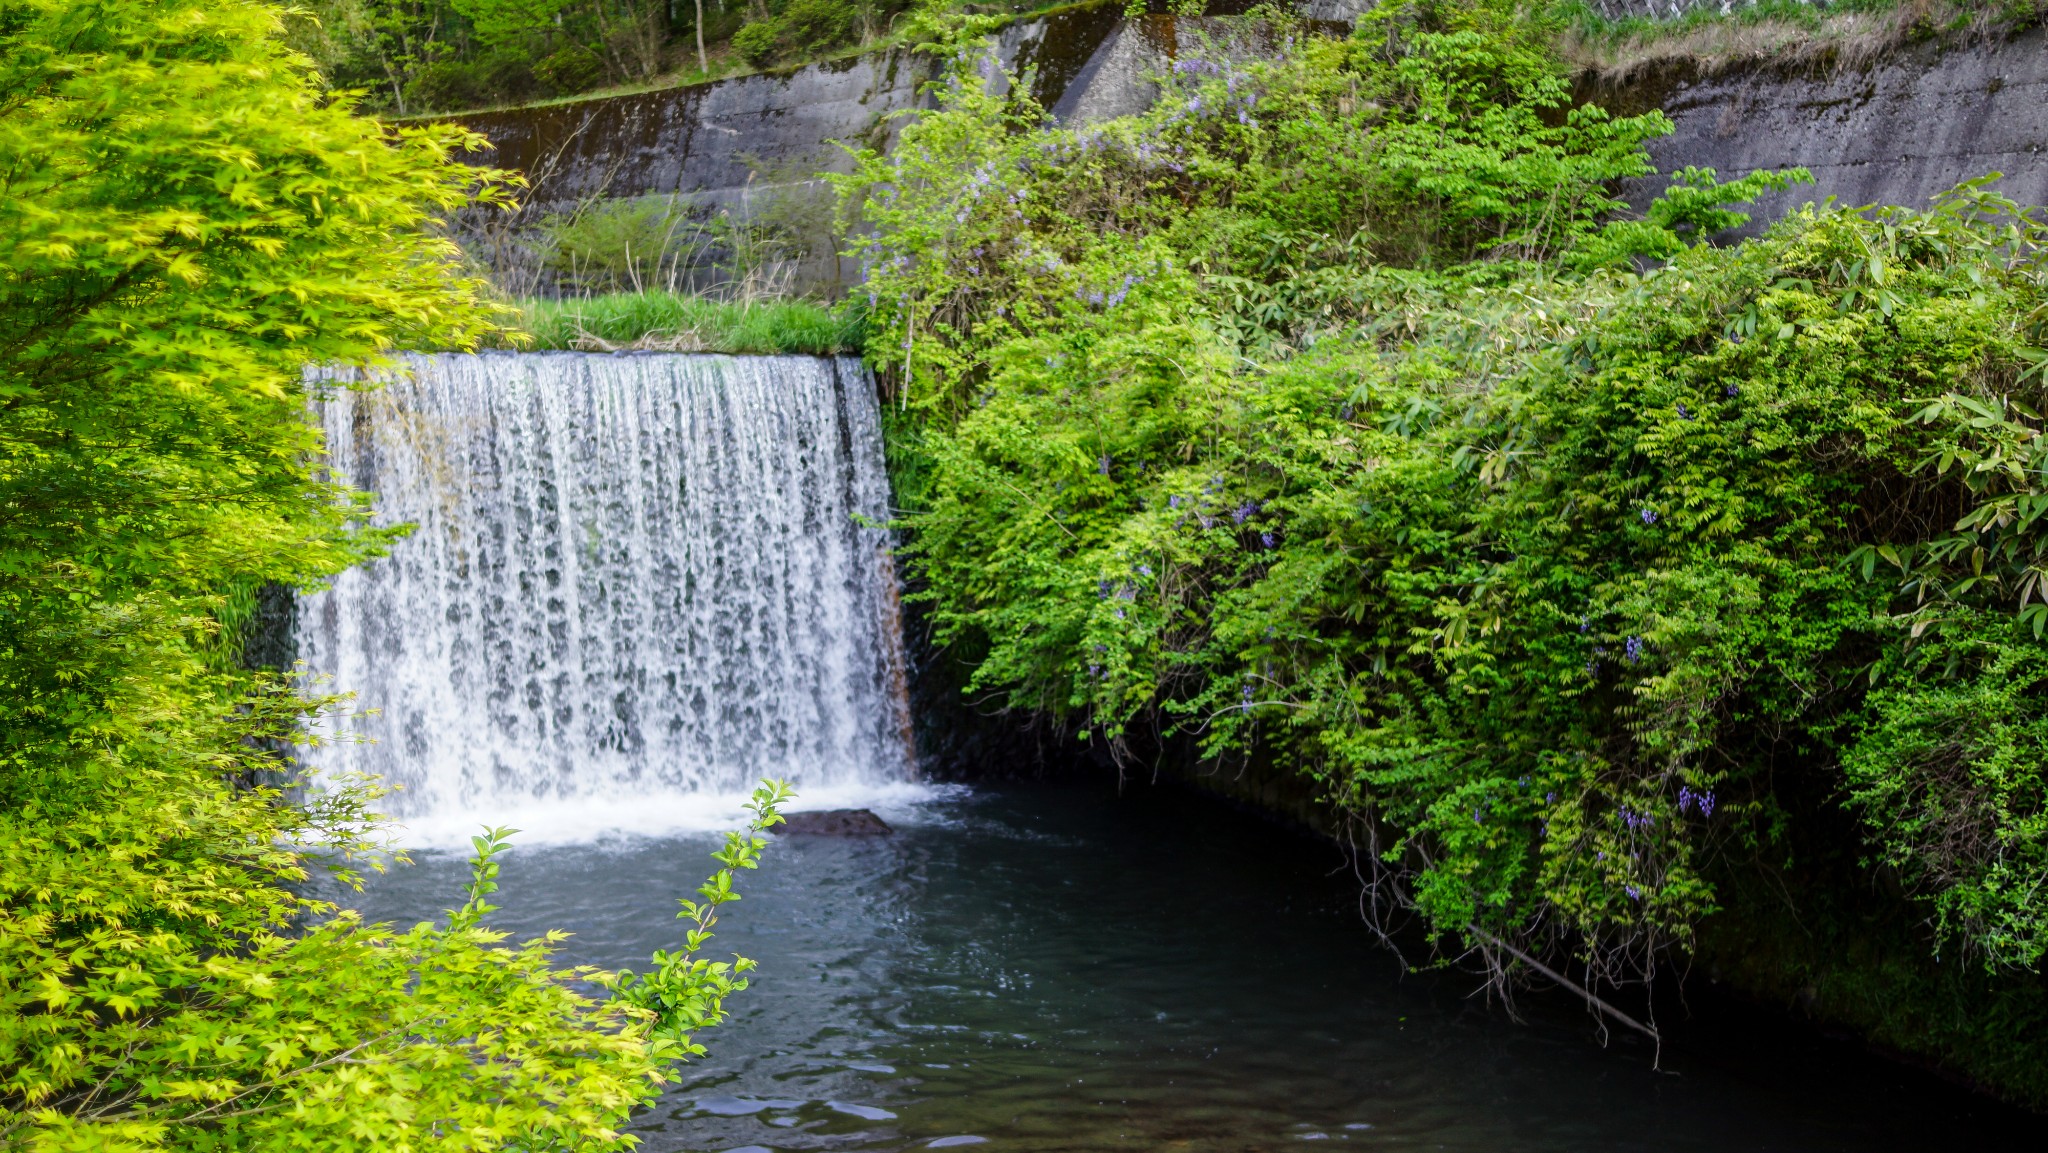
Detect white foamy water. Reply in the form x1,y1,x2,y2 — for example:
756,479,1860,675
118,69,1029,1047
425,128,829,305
387,780,960,852
296,352,917,844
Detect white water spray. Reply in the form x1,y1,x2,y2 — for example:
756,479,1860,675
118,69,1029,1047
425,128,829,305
296,353,914,844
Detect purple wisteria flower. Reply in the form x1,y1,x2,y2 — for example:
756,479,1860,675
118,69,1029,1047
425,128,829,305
1676,403,1692,420
1625,636,1643,664
1725,383,1740,398
1098,454,1111,476
1678,787,1718,818
1260,531,1275,549
1639,508,1658,525
1232,500,1259,525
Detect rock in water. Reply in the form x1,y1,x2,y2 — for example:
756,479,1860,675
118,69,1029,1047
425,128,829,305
778,809,893,836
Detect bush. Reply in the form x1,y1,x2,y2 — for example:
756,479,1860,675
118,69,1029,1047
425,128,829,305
402,52,540,112
839,0,2048,1006
404,58,492,112
534,44,605,94
733,19,780,65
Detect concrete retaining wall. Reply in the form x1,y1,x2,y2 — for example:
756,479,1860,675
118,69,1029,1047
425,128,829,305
1606,27,2048,227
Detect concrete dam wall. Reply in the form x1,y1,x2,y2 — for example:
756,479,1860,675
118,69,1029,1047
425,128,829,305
443,10,2048,291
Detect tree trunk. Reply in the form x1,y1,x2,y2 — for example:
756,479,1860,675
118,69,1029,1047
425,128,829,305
695,0,707,73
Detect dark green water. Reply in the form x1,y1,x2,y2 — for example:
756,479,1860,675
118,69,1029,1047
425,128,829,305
343,783,2036,1151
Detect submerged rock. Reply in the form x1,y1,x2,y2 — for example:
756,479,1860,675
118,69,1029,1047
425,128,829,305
778,808,893,836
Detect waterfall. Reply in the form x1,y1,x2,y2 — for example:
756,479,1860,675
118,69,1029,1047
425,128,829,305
296,352,913,840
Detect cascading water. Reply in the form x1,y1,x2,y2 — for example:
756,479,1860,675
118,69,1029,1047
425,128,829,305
296,352,913,841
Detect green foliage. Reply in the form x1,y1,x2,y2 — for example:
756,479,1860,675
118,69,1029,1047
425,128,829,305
515,291,863,352
287,0,674,114
837,1,1688,416
732,19,780,65
0,1,787,1146
540,194,707,292
611,783,793,1059
1844,617,2048,968
1349,0,1662,264
778,0,855,54
847,0,2048,995
452,0,572,48
1572,164,1809,270
5,780,789,1149
286,0,1034,115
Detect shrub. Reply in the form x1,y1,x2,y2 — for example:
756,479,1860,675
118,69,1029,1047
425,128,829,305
534,44,605,94
782,0,856,54
404,58,492,112
839,0,2048,1005
733,19,780,65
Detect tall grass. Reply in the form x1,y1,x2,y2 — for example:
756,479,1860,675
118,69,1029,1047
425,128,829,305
509,292,864,355
1556,0,2037,80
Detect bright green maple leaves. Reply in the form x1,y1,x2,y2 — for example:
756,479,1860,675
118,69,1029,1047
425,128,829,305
0,1,783,1147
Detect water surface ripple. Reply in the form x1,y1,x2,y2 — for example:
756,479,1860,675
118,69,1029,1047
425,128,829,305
344,785,2036,1152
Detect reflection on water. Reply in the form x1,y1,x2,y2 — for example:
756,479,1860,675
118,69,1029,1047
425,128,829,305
340,783,2036,1152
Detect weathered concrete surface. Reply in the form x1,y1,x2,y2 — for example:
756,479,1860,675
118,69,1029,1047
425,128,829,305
450,52,924,208
440,4,1329,209
1600,28,2048,227
445,3,1144,210
436,4,1247,294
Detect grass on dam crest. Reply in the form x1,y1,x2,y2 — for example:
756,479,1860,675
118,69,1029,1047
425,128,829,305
510,292,863,355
